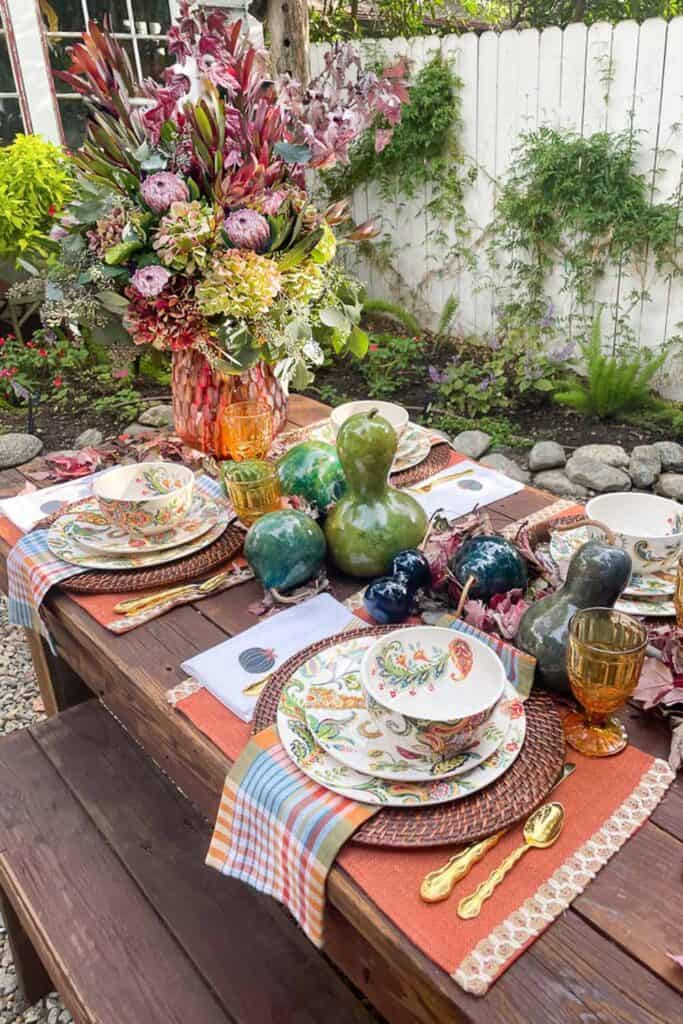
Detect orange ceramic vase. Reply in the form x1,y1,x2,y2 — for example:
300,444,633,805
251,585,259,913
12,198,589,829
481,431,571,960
171,347,288,459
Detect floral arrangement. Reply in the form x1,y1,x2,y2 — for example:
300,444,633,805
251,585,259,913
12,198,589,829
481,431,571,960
42,3,409,391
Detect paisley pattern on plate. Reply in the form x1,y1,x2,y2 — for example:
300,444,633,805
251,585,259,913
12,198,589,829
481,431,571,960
549,525,603,566
70,493,220,554
47,497,230,570
297,637,518,781
277,643,526,806
311,420,432,474
614,596,676,618
622,572,676,598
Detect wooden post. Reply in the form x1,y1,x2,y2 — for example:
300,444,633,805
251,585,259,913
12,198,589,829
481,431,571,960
266,0,310,84
24,628,91,717
0,887,52,1007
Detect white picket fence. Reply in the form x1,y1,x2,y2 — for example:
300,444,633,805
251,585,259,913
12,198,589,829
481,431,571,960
311,19,683,399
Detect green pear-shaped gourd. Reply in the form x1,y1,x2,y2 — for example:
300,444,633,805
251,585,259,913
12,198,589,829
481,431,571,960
516,540,632,697
324,411,428,577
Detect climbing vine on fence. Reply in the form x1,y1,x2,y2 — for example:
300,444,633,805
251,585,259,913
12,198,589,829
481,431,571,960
490,127,683,345
323,56,475,273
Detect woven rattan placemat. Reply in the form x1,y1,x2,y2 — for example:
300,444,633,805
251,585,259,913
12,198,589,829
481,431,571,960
252,625,565,848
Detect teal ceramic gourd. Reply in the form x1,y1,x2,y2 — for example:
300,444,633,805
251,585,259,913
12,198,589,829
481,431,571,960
516,540,632,697
324,411,428,578
277,441,346,510
244,510,326,592
450,536,528,600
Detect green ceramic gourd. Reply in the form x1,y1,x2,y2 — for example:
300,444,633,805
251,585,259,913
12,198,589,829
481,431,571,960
516,539,632,697
324,411,428,578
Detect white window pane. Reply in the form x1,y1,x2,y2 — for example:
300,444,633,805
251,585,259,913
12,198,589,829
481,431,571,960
0,32,16,93
86,1,130,34
131,0,172,34
0,97,24,143
58,97,88,150
138,37,168,80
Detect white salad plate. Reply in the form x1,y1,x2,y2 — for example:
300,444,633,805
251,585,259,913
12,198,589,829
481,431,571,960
300,637,518,781
311,420,432,474
277,636,526,807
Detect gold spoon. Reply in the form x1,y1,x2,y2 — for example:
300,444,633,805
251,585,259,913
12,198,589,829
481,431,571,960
411,468,474,493
420,764,575,904
457,802,565,919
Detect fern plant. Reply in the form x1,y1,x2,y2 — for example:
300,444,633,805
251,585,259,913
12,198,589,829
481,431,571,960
554,315,665,419
361,296,421,335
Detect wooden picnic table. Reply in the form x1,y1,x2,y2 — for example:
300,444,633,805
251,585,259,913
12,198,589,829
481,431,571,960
0,393,681,1024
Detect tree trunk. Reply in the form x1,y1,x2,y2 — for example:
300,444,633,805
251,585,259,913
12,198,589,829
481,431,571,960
266,0,310,84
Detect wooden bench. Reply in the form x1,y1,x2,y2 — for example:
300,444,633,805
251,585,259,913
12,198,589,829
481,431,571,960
0,699,373,1024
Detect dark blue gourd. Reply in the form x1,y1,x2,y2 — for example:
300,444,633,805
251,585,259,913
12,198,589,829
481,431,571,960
450,535,528,601
363,575,412,624
390,549,431,594
516,540,632,696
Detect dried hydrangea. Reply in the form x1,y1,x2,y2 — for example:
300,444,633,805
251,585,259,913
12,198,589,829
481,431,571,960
141,172,189,214
87,205,127,258
153,201,215,274
130,265,172,298
224,209,270,251
196,250,281,319
42,292,109,329
123,277,210,351
280,261,325,304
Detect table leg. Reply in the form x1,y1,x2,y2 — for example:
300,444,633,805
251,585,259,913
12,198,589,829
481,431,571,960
24,629,90,717
0,886,52,1006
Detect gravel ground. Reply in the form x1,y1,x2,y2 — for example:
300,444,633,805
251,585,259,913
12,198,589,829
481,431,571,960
0,597,72,1024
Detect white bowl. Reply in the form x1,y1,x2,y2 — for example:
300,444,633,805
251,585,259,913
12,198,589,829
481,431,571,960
361,626,506,757
586,492,683,575
93,461,194,536
330,400,409,439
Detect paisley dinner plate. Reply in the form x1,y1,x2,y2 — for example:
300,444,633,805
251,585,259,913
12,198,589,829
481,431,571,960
550,526,675,599
298,636,517,782
311,420,432,474
47,497,230,570
614,595,676,617
70,492,220,555
622,572,676,598
549,524,603,567
277,637,526,807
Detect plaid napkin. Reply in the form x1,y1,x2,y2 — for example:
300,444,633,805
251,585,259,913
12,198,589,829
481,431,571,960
206,620,536,946
7,473,223,634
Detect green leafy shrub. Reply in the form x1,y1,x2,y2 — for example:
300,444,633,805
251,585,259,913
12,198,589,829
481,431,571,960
0,135,73,265
359,333,426,399
555,316,666,418
0,328,89,403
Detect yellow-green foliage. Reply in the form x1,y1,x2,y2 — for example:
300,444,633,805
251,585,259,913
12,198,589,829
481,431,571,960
0,134,73,264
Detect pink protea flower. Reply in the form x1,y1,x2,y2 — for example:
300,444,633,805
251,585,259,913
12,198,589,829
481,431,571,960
224,209,271,252
130,265,172,298
141,172,190,214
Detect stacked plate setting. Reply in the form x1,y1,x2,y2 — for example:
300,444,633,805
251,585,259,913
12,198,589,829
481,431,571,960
277,627,527,808
47,462,230,571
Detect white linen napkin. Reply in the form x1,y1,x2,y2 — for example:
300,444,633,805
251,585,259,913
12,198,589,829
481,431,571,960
0,472,106,532
407,459,524,519
181,593,358,722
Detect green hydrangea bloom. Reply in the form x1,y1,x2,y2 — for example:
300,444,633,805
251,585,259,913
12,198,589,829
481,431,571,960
196,250,281,318
311,223,337,265
153,200,215,274
281,260,325,304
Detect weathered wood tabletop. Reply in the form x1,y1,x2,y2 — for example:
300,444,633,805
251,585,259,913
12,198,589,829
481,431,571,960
0,394,681,1024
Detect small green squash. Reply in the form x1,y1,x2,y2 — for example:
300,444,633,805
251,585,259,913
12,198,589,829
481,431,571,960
244,509,326,591
516,540,632,696
277,441,346,510
324,412,427,578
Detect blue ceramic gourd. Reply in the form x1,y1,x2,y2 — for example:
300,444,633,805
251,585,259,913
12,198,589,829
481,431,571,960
450,535,528,601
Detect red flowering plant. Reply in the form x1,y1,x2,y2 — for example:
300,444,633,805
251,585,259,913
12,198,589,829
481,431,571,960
43,4,409,389
0,329,90,405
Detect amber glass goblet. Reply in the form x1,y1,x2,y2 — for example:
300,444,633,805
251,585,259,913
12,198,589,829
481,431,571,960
222,461,281,527
222,401,273,461
564,607,647,757
675,555,683,628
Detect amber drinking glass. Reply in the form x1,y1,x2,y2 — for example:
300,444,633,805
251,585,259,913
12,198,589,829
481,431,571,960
222,462,281,527
222,401,273,461
675,555,683,628
565,607,647,757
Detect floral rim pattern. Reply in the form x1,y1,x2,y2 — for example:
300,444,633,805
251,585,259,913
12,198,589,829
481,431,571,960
311,419,432,474
277,638,526,807
298,637,519,782
47,497,230,570
69,492,220,554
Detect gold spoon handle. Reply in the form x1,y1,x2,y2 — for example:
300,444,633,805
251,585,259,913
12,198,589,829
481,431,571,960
114,584,194,614
412,468,474,493
420,831,505,903
457,842,529,919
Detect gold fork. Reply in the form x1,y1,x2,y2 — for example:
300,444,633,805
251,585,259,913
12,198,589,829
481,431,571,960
114,568,236,615
411,468,474,493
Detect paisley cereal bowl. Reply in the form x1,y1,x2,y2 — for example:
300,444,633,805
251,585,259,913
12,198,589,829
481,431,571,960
586,492,683,575
361,626,506,757
93,461,194,536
